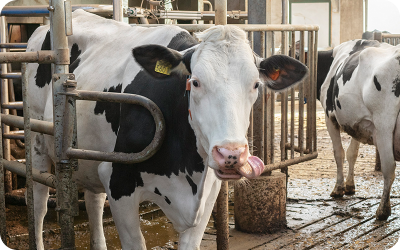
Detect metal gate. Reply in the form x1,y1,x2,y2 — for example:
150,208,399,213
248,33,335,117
373,32,400,45
0,4,318,250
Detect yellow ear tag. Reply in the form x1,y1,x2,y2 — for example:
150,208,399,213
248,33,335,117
155,60,172,75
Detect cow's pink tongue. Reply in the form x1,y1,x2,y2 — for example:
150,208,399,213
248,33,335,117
237,156,265,179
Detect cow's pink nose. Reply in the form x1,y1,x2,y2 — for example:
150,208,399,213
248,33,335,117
212,146,248,169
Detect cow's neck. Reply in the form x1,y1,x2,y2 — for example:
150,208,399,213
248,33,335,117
317,49,334,101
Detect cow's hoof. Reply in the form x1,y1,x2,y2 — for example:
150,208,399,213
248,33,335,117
330,186,345,198
345,185,355,195
376,205,391,220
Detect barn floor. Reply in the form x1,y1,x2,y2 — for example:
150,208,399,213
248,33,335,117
4,102,400,249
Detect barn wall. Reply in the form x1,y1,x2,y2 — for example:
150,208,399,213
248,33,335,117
339,0,364,42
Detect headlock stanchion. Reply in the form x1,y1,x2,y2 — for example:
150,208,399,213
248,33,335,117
0,0,166,249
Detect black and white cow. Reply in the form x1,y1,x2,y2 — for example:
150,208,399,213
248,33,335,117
317,39,400,220
27,10,308,249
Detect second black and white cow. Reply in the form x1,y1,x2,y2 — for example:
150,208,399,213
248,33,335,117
27,10,307,249
318,39,400,220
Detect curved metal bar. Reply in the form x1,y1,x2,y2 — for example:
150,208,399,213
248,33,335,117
64,90,166,164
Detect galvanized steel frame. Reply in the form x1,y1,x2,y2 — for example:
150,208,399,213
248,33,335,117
0,1,166,249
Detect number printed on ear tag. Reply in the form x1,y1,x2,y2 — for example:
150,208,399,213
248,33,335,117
155,60,171,75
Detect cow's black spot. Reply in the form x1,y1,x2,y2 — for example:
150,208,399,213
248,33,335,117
69,43,82,73
35,31,51,88
94,84,122,135
185,175,197,195
165,196,171,205
183,48,195,74
109,34,201,201
393,76,400,97
336,51,360,85
374,76,382,91
167,31,198,51
35,34,82,88
154,187,162,196
336,100,341,109
349,40,380,56
326,75,335,117
326,65,343,116
317,50,334,101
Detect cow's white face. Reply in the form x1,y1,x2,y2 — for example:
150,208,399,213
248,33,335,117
133,25,308,180
187,30,259,178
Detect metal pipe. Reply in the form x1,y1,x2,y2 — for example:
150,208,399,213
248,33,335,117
270,31,275,164
63,89,165,164
290,31,296,159
2,160,56,189
214,2,229,249
298,31,305,156
0,43,27,49
2,101,23,110
50,0,76,248
214,0,227,25
1,114,54,135
0,51,56,64
113,0,124,22
263,151,318,172
134,24,319,32
22,63,37,249
3,132,24,140
306,31,314,152
1,72,21,79
1,16,12,195
313,31,318,152
203,1,213,11
282,0,288,25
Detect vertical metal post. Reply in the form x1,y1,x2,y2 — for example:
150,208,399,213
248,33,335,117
22,63,36,250
0,16,12,194
306,31,314,152
215,2,229,250
248,32,254,155
298,31,305,156
50,0,76,249
253,31,265,161
113,0,129,23
0,83,5,247
290,31,296,159
313,31,318,152
270,31,275,163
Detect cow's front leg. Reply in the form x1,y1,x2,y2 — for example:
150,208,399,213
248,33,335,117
84,190,107,249
326,116,345,197
375,129,396,220
345,138,360,195
98,162,146,250
179,179,221,250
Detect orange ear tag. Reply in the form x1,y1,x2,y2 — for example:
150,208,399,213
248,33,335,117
186,78,191,91
186,77,192,120
269,69,280,81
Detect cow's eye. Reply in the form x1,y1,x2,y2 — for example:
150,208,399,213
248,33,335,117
192,80,200,87
254,82,260,89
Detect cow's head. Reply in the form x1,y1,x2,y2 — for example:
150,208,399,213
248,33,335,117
133,26,308,180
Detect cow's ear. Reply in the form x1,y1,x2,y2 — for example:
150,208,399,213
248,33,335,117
258,55,308,91
132,44,191,78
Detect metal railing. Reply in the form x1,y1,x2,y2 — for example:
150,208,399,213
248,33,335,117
0,1,166,249
373,32,400,46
